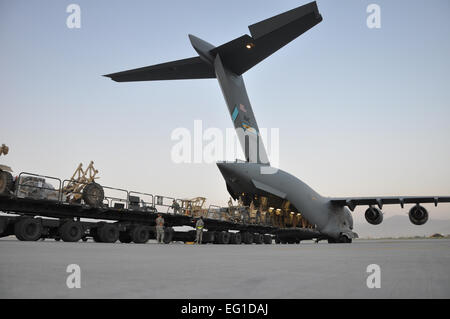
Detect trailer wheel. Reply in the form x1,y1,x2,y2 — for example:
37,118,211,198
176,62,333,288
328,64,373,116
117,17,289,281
98,224,119,243
241,232,253,245
230,232,242,245
214,231,222,244
202,231,214,244
224,232,231,244
119,232,132,243
82,182,104,207
14,218,42,241
275,236,280,244
0,218,7,235
59,221,83,242
0,170,14,195
263,234,272,244
215,231,230,244
131,226,149,244
163,227,174,244
253,233,263,244
90,228,101,242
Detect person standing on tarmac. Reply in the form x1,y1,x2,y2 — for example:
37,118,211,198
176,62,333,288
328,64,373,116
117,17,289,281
195,216,204,244
155,213,165,244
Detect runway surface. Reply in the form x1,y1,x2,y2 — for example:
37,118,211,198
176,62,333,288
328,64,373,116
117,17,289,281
0,238,449,298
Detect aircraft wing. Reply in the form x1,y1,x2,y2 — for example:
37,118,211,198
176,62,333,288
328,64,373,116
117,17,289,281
104,57,215,82
329,196,450,211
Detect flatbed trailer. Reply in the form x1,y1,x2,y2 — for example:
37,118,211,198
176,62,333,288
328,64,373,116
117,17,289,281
0,172,322,245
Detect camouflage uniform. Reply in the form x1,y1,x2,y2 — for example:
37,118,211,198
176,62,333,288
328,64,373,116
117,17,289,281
156,216,165,243
195,218,204,244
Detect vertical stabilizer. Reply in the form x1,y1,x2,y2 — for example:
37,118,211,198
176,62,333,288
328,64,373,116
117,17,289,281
214,55,269,164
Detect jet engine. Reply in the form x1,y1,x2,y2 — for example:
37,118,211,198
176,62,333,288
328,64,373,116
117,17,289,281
408,205,428,225
365,207,383,225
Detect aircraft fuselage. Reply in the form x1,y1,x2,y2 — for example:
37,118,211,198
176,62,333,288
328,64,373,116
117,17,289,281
217,161,357,241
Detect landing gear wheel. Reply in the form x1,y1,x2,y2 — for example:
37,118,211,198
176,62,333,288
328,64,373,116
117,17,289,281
339,235,352,244
119,232,132,243
59,221,83,242
328,236,352,244
14,218,42,241
98,224,119,243
0,171,14,195
82,182,104,207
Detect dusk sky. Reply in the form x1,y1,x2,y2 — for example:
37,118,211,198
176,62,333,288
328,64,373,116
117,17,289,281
1,0,449,223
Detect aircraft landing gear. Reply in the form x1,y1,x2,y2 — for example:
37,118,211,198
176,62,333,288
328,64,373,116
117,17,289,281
328,235,352,244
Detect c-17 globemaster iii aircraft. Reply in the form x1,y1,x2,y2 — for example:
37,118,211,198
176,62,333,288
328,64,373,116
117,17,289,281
105,1,450,243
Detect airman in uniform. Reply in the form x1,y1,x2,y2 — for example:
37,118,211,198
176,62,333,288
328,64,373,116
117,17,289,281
195,217,204,244
155,213,165,243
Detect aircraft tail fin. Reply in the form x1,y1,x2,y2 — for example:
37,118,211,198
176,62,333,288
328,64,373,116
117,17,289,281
104,2,321,82
104,1,322,164
210,1,322,75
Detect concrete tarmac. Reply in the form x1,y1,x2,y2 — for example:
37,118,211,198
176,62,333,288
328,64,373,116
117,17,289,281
0,238,449,298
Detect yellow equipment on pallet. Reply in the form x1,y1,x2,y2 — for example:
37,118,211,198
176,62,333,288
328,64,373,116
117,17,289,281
62,161,104,207
181,197,207,217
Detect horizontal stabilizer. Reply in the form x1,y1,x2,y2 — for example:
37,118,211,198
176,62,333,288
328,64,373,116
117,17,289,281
104,56,215,82
210,1,322,75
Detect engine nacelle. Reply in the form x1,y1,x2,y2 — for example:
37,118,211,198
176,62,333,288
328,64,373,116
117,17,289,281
365,207,383,225
409,205,428,225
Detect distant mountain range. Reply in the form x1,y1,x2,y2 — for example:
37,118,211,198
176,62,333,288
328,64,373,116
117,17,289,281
354,215,450,238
